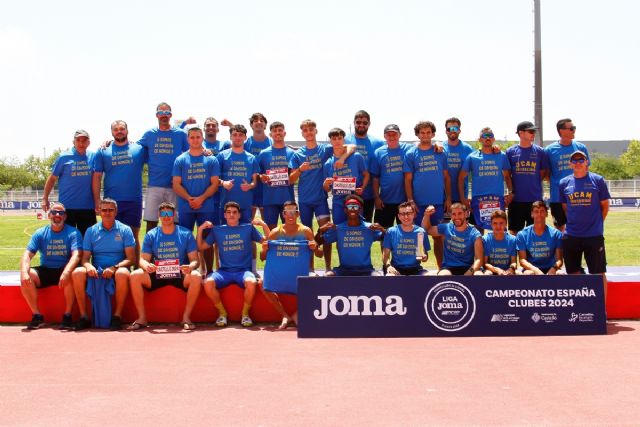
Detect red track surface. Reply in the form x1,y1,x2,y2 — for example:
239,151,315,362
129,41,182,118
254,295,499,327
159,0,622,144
1,322,639,426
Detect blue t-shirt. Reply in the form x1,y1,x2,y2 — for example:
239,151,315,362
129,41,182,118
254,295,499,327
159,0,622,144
204,140,231,156
437,222,482,269
323,221,383,272
516,225,563,270
444,140,475,201
83,220,135,269
462,151,510,197
27,224,81,269
205,223,263,272
216,150,258,210
257,146,296,206
403,144,449,205
244,136,272,204
141,225,197,265
289,143,333,204
94,143,146,202
323,152,367,203
137,127,188,188
382,224,431,269
172,151,221,213
482,232,517,270
52,148,95,209
345,134,384,200
506,144,549,202
263,240,311,295
370,143,410,204
544,140,590,202
559,172,610,237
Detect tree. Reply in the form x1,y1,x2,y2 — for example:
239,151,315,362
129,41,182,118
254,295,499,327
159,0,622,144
589,153,631,180
620,140,640,177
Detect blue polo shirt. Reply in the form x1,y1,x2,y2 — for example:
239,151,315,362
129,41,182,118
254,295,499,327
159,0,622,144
83,220,135,268
94,143,146,202
52,148,95,209
27,224,81,269
141,225,197,265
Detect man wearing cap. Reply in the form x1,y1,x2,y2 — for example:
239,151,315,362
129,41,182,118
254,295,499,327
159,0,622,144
316,194,385,276
559,150,611,297
43,130,96,235
516,201,564,275
506,121,550,234
371,124,411,228
20,202,82,329
544,118,590,231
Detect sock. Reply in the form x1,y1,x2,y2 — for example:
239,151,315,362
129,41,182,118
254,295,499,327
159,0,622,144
251,259,257,274
215,302,227,317
242,303,251,317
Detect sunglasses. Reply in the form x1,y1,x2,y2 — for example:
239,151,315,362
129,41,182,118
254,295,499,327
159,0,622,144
570,158,586,164
283,209,298,216
50,210,65,216
447,126,460,132
398,211,414,216
156,110,172,116
562,126,577,131
100,208,116,213
481,133,494,139
345,204,361,211
159,210,175,217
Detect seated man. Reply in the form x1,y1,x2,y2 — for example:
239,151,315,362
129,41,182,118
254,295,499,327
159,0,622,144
422,202,483,276
260,200,316,329
197,202,269,328
72,198,136,330
316,194,385,276
481,210,518,275
129,202,202,331
382,201,431,276
20,202,82,329
516,201,565,275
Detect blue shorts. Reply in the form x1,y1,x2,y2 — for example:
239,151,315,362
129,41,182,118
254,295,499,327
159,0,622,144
471,195,504,231
299,200,330,228
331,198,346,225
415,204,444,227
263,204,284,227
252,184,264,208
207,270,256,289
115,200,142,229
178,211,216,232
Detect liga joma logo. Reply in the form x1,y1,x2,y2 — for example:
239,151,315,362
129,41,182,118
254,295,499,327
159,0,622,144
424,281,476,332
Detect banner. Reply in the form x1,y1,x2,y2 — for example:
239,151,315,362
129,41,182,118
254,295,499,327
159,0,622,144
297,275,606,338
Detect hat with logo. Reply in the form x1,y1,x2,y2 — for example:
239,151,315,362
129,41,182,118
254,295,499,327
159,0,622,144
74,129,89,139
383,124,400,133
516,121,538,133
570,150,587,160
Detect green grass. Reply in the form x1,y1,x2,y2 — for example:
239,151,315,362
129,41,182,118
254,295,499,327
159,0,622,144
2,211,639,271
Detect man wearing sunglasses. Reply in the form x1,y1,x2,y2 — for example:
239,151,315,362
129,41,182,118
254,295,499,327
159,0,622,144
559,150,611,298
316,194,385,276
506,121,550,234
20,203,82,329
458,127,513,234
71,199,136,330
129,202,202,331
43,130,96,236
544,118,590,231
443,118,475,222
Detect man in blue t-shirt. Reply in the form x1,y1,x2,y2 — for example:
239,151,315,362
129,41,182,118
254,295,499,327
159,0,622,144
559,150,611,297
129,202,202,331
382,201,431,276
20,202,82,330
543,118,590,231
516,201,564,275
243,113,273,219
93,120,146,258
442,118,475,217
459,127,513,234
137,102,189,232
71,199,136,331
422,202,483,276
506,121,550,234
481,210,518,275
404,120,451,269
316,194,385,276
197,202,269,328
43,129,96,235
203,117,231,223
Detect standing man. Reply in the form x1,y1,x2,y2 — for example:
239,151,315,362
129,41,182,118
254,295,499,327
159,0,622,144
458,127,513,234
71,199,136,330
544,118,590,231
345,110,384,221
43,130,96,235
20,202,82,329
516,201,564,275
129,202,202,331
244,113,272,219
203,117,231,156
403,120,451,268
559,150,611,297
93,120,146,258
506,121,550,234
382,201,431,276
137,102,188,232
442,117,475,217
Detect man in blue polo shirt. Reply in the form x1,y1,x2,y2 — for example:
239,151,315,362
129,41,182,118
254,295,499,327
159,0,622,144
43,129,96,235
382,201,431,276
516,201,564,275
71,199,136,330
20,202,82,330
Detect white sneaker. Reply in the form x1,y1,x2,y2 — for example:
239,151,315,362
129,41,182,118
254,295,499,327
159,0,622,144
241,315,253,327
215,315,228,327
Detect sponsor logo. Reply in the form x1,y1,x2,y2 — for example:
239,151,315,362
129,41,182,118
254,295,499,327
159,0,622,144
532,312,558,323
569,312,594,323
424,281,476,332
313,295,407,320
532,312,541,323
491,313,520,323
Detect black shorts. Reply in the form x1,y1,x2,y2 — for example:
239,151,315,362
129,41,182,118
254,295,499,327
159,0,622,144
443,201,475,225
440,265,471,276
33,266,65,288
508,201,534,232
362,198,375,222
374,203,399,228
550,202,567,228
65,209,97,236
393,265,426,276
563,235,607,274
148,272,187,292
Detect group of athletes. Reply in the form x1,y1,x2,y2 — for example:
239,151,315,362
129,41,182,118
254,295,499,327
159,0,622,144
19,104,611,331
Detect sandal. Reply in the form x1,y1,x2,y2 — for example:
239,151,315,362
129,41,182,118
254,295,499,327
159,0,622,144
127,321,148,331
182,321,195,331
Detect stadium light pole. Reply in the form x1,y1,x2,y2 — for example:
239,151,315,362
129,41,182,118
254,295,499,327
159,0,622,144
534,0,543,146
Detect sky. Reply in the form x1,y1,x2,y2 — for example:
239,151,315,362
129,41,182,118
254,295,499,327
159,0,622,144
1,0,638,159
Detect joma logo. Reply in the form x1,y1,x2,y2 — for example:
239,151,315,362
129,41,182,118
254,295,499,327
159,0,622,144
313,295,407,320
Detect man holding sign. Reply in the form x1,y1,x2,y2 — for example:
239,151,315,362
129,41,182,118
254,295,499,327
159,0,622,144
128,202,202,330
